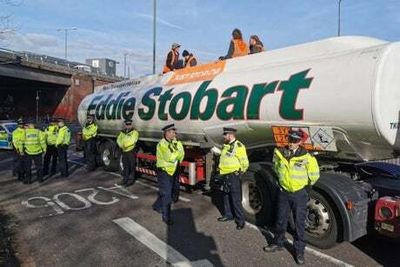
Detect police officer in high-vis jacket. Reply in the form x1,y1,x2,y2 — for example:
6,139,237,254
43,118,58,176
152,124,185,225
116,119,139,186
82,114,98,172
263,129,320,265
217,127,249,230
12,118,25,181
56,118,71,178
22,121,46,184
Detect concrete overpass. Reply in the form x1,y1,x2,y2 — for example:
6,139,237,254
0,48,121,121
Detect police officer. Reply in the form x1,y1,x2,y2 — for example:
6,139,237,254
216,127,249,230
82,114,98,172
43,118,58,176
263,129,320,265
12,118,25,181
116,119,139,186
22,121,46,184
56,118,71,178
152,124,185,225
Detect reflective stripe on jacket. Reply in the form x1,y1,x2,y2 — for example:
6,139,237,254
117,129,139,152
23,128,46,155
82,123,98,141
45,124,58,145
219,140,249,175
12,127,25,153
232,39,249,57
56,126,71,146
156,138,185,176
273,148,320,192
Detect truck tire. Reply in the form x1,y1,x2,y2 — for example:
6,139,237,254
241,169,275,226
99,141,119,172
305,190,339,249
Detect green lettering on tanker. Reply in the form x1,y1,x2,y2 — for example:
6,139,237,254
158,89,173,121
122,97,136,120
246,82,277,119
138,87,162,121
278,69,312,120
190,81,218,121
217,85,248,120
169,92,191,120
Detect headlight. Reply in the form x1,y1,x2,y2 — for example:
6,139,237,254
379,206,393,220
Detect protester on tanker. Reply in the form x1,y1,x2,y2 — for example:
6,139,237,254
163,43,181,74
249,35,265,54
182,50,197,68
219,28,249,60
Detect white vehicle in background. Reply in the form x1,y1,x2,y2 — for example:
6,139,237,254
0,120,17,150
77,36,400,248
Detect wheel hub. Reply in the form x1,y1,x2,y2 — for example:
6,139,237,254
242,181,263,215
306,198,331,236
102,149,111,166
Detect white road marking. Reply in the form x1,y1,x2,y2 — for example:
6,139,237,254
113,217,213,267
108,172,191,203
245,223,354,267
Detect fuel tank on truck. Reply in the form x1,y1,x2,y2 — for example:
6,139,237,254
78,36,400,162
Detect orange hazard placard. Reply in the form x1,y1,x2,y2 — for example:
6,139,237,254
272,126,317,151
166,61,226,86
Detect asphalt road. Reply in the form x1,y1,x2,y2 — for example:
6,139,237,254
0,149,399,267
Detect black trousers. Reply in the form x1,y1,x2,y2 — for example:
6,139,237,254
13,151,25,180
84,139,96,171
153,170,180,221
43,145,58,175
121,151,136,183
57,145,69,177
24,153,43,183
274,188,308,255
222,173,245,225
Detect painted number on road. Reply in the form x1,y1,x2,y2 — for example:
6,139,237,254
21,184,138,218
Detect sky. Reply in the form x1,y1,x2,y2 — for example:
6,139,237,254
1,0,400,77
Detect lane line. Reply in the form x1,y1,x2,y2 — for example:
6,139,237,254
245,223,353,267
113,217,213,267
107,172,191,203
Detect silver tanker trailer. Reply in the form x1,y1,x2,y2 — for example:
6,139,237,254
78,36,400,248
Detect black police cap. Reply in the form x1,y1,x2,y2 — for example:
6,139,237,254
288,129,303,142
17,118,24,125
223,127,237,134
51,117,58,123
124,119,133,126
162,123,176,132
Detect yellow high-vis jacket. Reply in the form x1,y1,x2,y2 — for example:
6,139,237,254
156,138,184,176
82,123,98,141
273,147,320,193
12,127,25,153
23,128,46,155
56,125,71,146
45,124,58,145
117,129,139,152
218,139,249,175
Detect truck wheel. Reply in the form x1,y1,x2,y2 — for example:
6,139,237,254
100,141,119,172
305,190,339,249
241,169,274,226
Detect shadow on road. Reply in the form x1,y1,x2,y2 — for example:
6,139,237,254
352,234,400,267
167,208,223,266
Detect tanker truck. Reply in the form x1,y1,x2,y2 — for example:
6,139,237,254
77,36,400,249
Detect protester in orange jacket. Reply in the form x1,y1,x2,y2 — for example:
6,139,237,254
219,28,249,60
